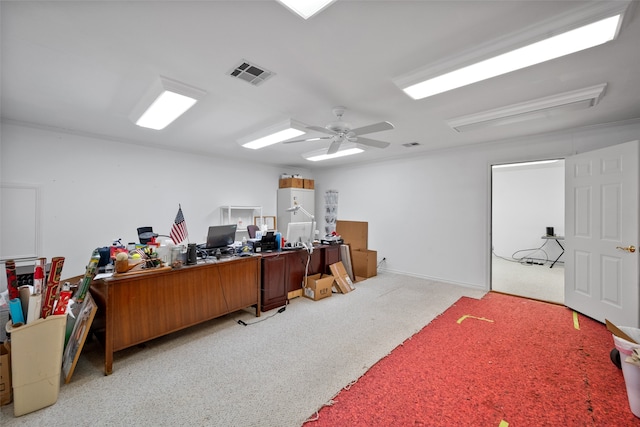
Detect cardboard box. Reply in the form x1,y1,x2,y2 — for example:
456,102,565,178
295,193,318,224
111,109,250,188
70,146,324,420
352,249,377,279
336,220,368,250
0,341,11,406
329,261,355,293
304,274,334,301
303,179,315,189
279,178,304,188
8,314,66,416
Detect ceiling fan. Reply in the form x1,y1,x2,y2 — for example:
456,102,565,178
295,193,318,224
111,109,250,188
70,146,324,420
284,107,394,155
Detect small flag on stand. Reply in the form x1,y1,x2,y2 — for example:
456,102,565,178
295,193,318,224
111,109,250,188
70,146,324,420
170,204,188,244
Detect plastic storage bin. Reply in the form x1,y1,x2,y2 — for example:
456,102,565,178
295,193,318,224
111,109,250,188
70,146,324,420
613,326,640,418
6,314,66,416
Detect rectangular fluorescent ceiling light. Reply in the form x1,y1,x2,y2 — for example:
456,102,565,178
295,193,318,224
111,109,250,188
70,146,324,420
303,144,364,162
393,1,629,100
132,76,206,130
277,0,336,19
447,83,607,132
493,160,559,169
239,119,306,150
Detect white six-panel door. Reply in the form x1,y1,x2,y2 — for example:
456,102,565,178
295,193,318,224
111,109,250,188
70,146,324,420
565,140,639,327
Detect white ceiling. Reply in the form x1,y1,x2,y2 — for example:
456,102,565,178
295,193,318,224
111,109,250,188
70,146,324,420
2,1,640,169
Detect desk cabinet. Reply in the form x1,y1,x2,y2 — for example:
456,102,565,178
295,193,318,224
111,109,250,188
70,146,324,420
261,254,288,312
260,245,340,311
287,249,323,293
90,256,260,375
323,245,340,274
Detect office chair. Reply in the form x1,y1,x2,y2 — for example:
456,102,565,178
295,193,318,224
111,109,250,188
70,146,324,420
247,225,260,239
137,226,154,244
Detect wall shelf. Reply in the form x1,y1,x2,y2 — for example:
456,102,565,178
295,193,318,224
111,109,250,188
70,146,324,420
221,206,263,234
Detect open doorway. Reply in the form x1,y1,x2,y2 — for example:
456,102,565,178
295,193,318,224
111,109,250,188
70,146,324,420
491,159,565,303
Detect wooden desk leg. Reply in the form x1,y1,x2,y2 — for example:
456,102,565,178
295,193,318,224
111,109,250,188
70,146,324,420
104,288,113,375
256,260,261,317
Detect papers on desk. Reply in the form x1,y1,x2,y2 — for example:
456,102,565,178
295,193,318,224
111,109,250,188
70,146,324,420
94,272,113,280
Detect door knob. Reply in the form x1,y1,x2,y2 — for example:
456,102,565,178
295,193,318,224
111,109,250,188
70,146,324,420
616,245,636,253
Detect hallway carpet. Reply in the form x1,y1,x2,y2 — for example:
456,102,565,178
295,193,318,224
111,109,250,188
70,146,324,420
307,293,636,426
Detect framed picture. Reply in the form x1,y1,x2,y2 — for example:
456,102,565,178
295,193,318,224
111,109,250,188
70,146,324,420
254,216,276,230
62,291,97,383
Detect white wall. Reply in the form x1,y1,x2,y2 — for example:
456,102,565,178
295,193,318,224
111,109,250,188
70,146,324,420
313,120,640,289
2,120,640,289
492,161,565,262
0,123,311,277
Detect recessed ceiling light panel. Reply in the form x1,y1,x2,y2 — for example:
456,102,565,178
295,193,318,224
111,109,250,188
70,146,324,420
303,143,364,161
277,0,336,20
393,1,630,100
238,119,306,150
130,76,206,130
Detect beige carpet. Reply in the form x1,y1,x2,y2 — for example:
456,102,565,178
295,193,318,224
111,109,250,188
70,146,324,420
491,255,564,304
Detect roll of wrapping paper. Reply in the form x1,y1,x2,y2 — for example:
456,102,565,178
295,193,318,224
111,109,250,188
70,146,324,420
5,259,19,301
33,257,47,294
53,282,72,315
9,298,25,326
75,249,100,303
41,256,65,319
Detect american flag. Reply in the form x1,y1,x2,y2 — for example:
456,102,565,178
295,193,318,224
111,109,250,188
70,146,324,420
170,204,189,244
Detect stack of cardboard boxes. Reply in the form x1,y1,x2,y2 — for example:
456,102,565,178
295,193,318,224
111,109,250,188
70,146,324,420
278,177,315,189
336,220,378,280
304,261,356,301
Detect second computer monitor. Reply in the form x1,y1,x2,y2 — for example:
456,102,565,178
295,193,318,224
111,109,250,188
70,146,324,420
286,221,313,245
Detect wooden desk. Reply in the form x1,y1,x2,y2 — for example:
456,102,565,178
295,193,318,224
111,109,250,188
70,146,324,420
260,245,340,311
90,256,260,375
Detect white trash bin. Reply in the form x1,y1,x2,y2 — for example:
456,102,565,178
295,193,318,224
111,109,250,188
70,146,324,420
613,326,640,418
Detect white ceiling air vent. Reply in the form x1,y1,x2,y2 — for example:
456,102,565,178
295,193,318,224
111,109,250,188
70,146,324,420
402,142,421,148
229,60,275,86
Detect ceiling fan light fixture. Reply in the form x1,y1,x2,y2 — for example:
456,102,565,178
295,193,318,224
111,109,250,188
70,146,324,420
303,144,364,162
276,0,336,20
393,1,629,100
131,76,206,130
239,119,306,150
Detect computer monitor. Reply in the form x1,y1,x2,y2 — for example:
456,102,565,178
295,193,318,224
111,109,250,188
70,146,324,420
286,221,313,246
204,224,237,249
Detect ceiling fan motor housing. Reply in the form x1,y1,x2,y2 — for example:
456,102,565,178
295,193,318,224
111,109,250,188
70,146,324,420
327,106,351,133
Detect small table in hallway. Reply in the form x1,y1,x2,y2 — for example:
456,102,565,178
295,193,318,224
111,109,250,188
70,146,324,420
541,235,564,268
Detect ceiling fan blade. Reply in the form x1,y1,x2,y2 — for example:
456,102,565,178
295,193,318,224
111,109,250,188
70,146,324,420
326,139,342,155
306,125,336,135
350,121,394,136
355,137,391,149
283,136,331,144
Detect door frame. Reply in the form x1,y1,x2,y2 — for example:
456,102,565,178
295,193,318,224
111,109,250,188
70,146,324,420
488,158,565,300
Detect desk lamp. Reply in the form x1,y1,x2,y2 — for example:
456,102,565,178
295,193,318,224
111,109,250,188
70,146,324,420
285,205,315,254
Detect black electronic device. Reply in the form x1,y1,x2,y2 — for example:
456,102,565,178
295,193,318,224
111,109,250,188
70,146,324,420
260,231,278,251
248,240,262,253
202,224,237,250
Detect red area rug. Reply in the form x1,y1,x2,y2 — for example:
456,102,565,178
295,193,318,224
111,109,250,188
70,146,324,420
307,292,637,426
